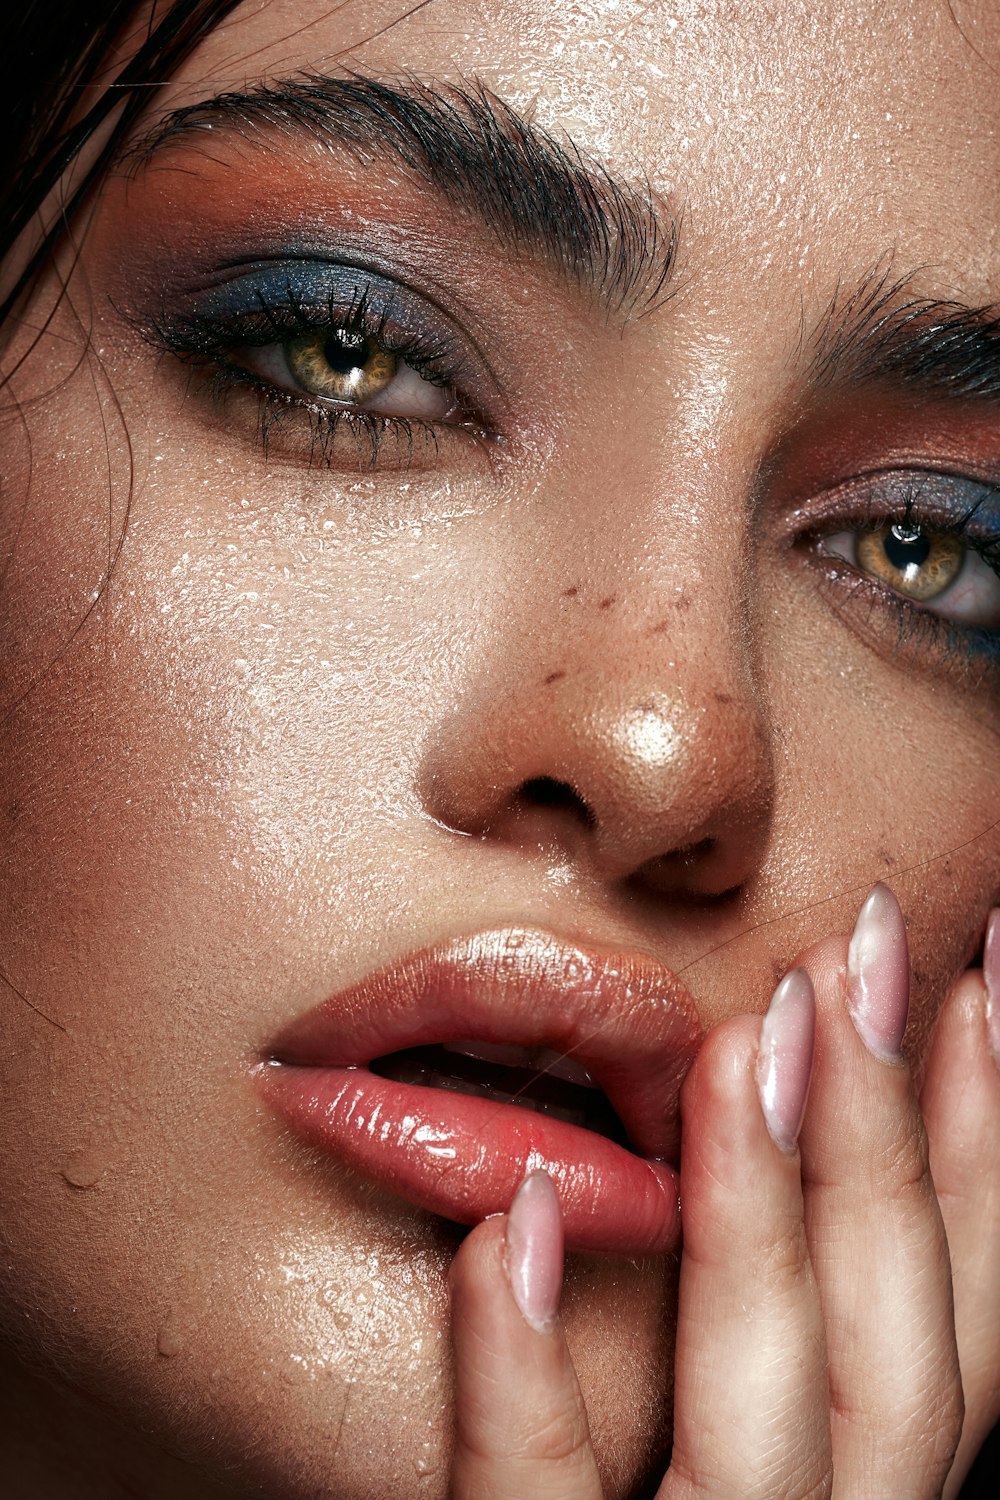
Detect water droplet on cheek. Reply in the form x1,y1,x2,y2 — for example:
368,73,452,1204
281,1357,308,1386
156,1324,183,1358
61,1149,109,1189
333,1310,353,1330
414,1440,438,1477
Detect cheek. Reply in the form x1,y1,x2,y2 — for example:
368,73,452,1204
752,585,1000,1069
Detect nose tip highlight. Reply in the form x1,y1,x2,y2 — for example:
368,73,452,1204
421,669,773,898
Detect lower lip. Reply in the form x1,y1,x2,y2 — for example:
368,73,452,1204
260,1064,681,1255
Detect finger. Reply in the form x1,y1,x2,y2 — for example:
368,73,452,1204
798,886,964,1495
661,972,833,1500
448,1170,603,1500
922,912,1000,1498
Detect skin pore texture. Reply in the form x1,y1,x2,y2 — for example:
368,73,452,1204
1,1,999,1496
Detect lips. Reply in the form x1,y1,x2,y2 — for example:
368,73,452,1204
258,929,702,1254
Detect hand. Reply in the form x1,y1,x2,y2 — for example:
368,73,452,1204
448,893,1000,1498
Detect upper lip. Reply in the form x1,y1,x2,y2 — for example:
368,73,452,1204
268,928,704,1160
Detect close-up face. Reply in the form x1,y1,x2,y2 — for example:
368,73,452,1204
1,1,999,1496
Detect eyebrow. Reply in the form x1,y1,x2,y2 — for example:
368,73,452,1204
810,263,1000,402
124,74,678,318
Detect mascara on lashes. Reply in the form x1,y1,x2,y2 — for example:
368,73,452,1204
137,256,506,407
160,260,463,358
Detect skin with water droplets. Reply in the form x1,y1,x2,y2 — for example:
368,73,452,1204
0,1,997,1497
156,1324,183,1359
60,1150,109,1190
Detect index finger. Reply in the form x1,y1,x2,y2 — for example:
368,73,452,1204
448,1171,604,1500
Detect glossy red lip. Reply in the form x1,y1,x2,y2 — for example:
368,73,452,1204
257,929,703,1254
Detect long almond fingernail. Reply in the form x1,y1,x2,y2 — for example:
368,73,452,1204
985,910,1000,1068
847,883,910,1061
505,1170,563,1333
756,968,816,1152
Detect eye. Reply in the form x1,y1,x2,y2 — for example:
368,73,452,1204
237,324,456,423
288,328,397,402
820,519,1000,627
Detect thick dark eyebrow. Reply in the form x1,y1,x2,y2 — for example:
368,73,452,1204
810,263,1000,402
124,74,677,318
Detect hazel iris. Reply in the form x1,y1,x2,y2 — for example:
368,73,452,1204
856,522,963,602
286,329,397,403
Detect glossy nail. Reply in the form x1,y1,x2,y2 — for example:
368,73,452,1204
756,968,816,1152
505,1170,563,1333
985,910,1000,1068
847,883,910,1061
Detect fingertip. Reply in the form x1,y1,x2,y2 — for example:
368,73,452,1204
448,1186,601,1499
684,1009,761,1085
680,1012,786,1216
985,909,1000,1066
757,967,816,1153
922,966,998,1159
450,1174,565,1337
505,1170,563,1334
922,961,1000,1497
449,1211,507,1300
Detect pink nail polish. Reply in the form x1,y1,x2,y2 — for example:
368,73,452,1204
756,968,816,1152
847,883,910,1061
505,1170,563,1333
985,910,1000,1068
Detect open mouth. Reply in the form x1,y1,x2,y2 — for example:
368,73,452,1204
369,1040,631,1145
259,928,702,1254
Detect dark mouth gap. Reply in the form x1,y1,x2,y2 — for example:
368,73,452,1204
369,1044,631,1147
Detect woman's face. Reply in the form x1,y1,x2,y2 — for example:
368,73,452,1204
2,1,999,1495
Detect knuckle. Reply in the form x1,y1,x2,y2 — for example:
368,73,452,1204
871,1114,932,1202
509,1396,593,1467
755,1211,809,1282
669,1443,833,1500
830,1356,964,1481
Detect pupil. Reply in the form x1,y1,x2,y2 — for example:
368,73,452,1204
883,523,931,572
324,330,370,375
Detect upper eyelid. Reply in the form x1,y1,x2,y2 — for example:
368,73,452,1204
162,257,498,375
128,258,509,422
786,468,1000,535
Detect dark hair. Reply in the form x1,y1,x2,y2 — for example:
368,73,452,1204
0,0,242,322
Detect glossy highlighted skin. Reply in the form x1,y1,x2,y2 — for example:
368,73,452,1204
0,2,999,1498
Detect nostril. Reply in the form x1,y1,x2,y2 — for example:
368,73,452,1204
630,839,743,900
518,777,597,829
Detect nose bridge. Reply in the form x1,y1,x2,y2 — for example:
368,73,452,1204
422,565,774,894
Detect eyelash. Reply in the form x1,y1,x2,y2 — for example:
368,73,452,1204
802,472,1000,666
143,282,492,470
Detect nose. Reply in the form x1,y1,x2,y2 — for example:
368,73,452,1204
421,597,773,899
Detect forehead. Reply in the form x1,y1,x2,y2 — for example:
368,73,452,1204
143,0,1000,297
